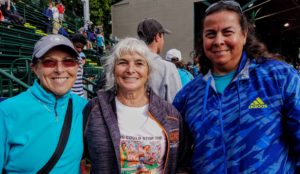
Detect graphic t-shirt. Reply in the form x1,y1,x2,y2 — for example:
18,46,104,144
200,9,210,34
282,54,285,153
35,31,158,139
116,98,166,174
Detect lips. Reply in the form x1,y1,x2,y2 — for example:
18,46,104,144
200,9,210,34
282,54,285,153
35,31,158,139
51,77,69,83
212,49,230,56
123,77,138,79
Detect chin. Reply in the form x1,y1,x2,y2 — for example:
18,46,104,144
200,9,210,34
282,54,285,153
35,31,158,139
54,90,69,96
122,86,144,92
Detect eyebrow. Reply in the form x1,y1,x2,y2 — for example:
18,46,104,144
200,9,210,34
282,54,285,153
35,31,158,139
204,26,234,32
43,57,75,60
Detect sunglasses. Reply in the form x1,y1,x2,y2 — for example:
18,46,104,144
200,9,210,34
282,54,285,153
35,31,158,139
205,0,243,14
39,58,78,68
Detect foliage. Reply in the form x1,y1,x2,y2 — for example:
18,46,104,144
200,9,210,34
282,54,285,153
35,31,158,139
90,0,111,26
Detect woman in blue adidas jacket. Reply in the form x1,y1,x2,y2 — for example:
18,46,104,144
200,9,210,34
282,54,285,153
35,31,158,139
173,1,300,173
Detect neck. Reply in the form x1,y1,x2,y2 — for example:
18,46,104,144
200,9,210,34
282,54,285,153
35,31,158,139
213,62,239,75
148,43,159,54
117,89,149,107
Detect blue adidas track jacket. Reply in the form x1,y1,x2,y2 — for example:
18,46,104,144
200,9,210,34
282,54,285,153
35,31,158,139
173,52,300,174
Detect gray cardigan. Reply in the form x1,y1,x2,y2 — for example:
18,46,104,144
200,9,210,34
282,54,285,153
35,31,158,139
84,89,191,173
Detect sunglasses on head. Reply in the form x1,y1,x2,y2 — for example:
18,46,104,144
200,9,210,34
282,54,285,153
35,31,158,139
39,57,78,68
205,0,242,14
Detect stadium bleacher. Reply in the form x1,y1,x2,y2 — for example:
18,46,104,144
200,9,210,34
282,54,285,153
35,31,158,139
0,1,103,98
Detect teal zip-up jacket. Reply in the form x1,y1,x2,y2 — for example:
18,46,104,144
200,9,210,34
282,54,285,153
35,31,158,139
173,52,300,173
0,80,87,173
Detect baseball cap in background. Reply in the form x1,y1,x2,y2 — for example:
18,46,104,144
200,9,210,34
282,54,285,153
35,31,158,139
165,49,182,61
137,18,171,43
32,34,79,61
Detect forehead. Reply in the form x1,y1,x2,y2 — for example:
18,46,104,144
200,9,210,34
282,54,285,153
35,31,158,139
203,10,241,29
118,52,147,61
43,47,73,58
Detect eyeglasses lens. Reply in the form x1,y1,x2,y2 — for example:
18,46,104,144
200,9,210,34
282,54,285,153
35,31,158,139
41,59,78,68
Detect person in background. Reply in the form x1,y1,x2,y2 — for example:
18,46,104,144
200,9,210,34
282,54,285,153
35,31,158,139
71,33,88,98
43,2,53,33
58,22,69,37
173,1,300,173
192,53,201,76
0,34,87,173
137,18,181,103
166,48,194,87
52,2,60,34
84,37,189,173
2,0,24,25
0,3,4,22
96,31,105,56
57,2,65,23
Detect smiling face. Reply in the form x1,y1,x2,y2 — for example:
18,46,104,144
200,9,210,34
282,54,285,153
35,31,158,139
114,53,149,94
32,47,79,97
203,10,247,75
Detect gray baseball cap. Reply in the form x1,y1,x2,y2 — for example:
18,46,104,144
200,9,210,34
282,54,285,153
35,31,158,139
137,18,171,43
32,34,79,60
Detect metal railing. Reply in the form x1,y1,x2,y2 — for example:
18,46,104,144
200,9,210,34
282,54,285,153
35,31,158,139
0,68,30,97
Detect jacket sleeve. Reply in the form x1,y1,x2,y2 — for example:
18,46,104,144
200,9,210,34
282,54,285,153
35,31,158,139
170,92,193,173
282,68,300,171
176,111,193,173
173,84,190,116
82,99,95,160
0,108,8,173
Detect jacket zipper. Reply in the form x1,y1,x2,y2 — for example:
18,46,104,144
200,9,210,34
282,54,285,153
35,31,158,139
54,100,58,122
147,111,170,174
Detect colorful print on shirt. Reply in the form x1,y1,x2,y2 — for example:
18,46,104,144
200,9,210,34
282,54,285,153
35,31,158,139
120,135,164,174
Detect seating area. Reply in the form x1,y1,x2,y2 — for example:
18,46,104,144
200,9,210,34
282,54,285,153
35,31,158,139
0,1,103,98
0,22,35,96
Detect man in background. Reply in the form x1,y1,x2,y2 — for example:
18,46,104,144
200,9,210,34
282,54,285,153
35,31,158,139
137,18,181,102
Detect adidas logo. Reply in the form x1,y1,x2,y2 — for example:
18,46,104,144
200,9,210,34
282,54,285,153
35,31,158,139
249,97,268,109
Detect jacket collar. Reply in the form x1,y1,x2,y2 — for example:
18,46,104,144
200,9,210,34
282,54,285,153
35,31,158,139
203,51,251,82
148,89,168,126
29,80,70,106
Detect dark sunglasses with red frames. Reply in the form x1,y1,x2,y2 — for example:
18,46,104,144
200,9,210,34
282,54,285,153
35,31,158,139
39,58,79,68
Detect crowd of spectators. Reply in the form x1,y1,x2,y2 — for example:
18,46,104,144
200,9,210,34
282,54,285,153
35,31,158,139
0,0,24,25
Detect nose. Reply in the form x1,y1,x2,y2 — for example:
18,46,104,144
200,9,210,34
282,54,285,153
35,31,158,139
76,47,82,53
54,61,65,73
127,63,136,73
213,33,225,46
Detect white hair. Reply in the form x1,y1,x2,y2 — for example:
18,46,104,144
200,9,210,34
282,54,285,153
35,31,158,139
104,37,153,91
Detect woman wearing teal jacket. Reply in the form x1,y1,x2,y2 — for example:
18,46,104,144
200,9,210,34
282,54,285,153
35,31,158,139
0,35,87,173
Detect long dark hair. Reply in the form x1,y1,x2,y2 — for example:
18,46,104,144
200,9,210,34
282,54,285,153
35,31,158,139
197,2,271,74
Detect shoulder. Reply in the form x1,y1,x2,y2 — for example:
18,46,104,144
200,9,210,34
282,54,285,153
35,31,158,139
154,56,178,73
87,90,112,108
0,90,30,110
250,58,298,77
174,75,205,101
150,91,180,116
70,93,88,107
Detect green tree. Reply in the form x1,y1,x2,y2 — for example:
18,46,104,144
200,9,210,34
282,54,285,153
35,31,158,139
89,0,111,42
